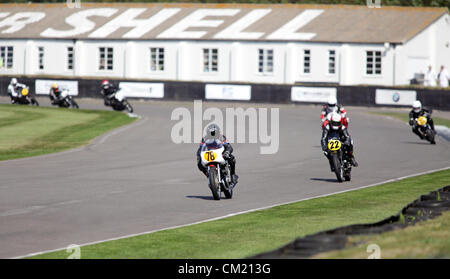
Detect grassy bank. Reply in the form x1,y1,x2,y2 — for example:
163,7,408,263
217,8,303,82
0,104,136,161
29,169,450,259
314,211,450,259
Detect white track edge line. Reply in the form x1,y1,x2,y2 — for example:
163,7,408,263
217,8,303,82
13,165,450,259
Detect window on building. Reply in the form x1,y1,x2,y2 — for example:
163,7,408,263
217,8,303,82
38,47,44,70
366,51,382,75
150,48,164,72
99,47,113,71
328,50,336,74
303,49,311,74
203,48,218,72
0,46,13,69
67,47,74,70
258,48,273,74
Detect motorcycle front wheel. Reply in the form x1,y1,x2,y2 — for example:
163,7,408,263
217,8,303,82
124,101,133,113
208,166,221,200
331,153,344,182
71,99,79,109
426,128,436,144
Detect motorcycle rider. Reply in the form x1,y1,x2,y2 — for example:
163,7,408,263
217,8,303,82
196,124,238,185
321,112,358,171
49,83,62,105
409,100,435,142
321,96,349,129
100,80,118,106
7,78,27,104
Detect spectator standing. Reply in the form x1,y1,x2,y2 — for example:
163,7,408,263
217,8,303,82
424,65,437,87
438,65,449,87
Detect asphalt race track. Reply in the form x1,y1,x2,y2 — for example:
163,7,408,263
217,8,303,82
0,99,449,258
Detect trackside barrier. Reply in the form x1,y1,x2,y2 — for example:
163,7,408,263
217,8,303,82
252,185,450,259
0,76,449,110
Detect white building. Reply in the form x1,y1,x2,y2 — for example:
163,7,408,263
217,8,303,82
0,3,449,86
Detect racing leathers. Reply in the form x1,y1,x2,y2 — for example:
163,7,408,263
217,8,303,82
321,123,358,170
321,104,349,129
100,84,118,106
409,108,435,139
196,135,238,184
49,87,62,105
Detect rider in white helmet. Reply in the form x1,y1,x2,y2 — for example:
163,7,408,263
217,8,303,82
409,100,435,141
7,78,27,104
321,112,358,171
321,95,349,129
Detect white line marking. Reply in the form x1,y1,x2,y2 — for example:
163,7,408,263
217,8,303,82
13,165,450,259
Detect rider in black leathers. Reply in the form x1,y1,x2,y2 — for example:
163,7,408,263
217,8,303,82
49,83,62,105
321,112,358,171
409,100,435,141
100,80,118,106
196,124,238,185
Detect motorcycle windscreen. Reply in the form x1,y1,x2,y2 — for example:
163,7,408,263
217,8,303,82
327,130,341,140
202,139,224,151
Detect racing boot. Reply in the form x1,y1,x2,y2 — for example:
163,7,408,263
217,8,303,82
231,174,239,185
350,153,359,167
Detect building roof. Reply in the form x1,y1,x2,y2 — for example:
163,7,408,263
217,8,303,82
0,3,447,44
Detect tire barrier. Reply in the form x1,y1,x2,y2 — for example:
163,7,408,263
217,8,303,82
1,76,449,110
251,185,450,259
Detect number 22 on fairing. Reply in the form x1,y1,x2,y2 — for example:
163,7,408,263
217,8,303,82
328,139,342,151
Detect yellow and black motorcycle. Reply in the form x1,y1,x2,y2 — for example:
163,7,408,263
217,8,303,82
15,86,39,106
326,131,352,182
415,114,436,144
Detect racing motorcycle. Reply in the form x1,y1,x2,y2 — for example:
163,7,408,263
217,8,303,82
326,131,352,182
54,89,79,109
107,89,133,113
14,86,39,106
415,114,436,144
200,139,234,200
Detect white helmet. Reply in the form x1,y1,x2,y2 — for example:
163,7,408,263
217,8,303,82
413,100,422,113
327,96,337,107
330,112,342,130
11,78,17,85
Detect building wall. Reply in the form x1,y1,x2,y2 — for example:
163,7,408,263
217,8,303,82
0,39,25,75
1,26,445,87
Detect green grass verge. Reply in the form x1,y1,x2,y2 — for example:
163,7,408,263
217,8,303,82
0,104,136,161
372,111,450,127
29,169,450,259
314,211,450,259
